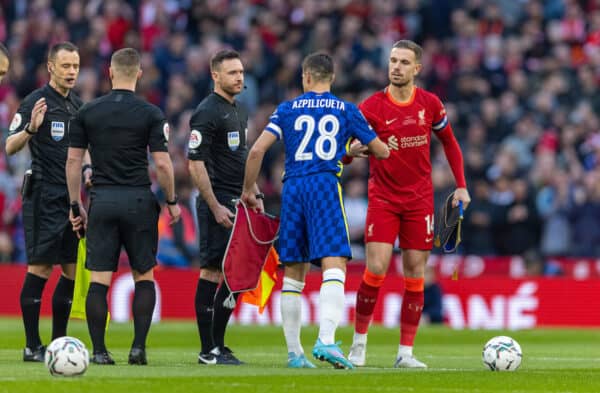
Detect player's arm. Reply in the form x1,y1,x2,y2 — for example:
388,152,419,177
6,97,46,155
242,130,277,209
366,137,389,159
351,103,389,160
435,125,471,209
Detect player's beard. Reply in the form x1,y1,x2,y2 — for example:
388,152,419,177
390,79,411,88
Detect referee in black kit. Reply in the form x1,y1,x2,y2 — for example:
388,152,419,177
188,49,263,365
66,48,181,365
5,42,88,362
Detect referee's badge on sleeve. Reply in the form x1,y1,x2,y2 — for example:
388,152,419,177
51,121,65,141
188,129,202,149
163,122,170,141
9,113,22,132
227,131,240,151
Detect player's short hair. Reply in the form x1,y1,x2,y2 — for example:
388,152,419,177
302,52,334,83
210,49,241,72
48,42,78,62
0,43,9,60
392,40,423,62
111,47,141,78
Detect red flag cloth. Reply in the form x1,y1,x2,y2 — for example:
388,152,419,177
222,200,279,293
240,246,279,313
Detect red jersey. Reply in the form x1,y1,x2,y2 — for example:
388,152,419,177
359,87,451,207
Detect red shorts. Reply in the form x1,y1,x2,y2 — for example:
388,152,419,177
364,197,434,250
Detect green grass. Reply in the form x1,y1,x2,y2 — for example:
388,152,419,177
0,317,599,393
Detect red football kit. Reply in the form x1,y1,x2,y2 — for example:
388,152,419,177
359,86,466,250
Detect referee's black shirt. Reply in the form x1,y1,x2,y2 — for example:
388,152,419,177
187,92,249,195
69,89,169,187
8,84,82,184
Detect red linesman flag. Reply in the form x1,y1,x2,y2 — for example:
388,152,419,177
222,200,280,312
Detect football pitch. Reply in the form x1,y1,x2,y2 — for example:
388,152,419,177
0,318,598,393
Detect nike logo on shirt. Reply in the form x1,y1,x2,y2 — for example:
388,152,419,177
385,118,397,125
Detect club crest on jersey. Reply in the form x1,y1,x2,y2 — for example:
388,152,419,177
227,131,240,151
418,109,425,126
418,109,426,126
51,121,65,141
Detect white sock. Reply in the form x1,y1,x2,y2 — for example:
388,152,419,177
281,276,305,355
398,344,413,358
353,332,367,345
318,268,346,345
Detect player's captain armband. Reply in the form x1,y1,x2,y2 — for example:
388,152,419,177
434,191,463,253
21,169,33,198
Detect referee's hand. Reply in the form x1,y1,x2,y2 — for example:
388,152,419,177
241,190,259,211
166,204,181,225
69,205,87,239
213,203,234,229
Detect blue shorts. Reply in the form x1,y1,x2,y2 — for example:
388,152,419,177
277,173,352,263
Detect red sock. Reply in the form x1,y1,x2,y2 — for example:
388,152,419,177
354,269,385,334
400,277,424,346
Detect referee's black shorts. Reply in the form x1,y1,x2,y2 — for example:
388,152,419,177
22,181,78,265
86,186,160,274
196,192,237,270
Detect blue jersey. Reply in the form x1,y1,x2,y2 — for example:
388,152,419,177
265,91,376,180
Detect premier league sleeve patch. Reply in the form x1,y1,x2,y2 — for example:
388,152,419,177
9,113,22,132
227,131,240,151
189,129,202,149
51,121,65,141
163,122,170,142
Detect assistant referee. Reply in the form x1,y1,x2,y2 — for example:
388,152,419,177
66,47,181,366
188,49,262,365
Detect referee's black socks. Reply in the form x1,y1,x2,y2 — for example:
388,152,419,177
51,275,74,340
131,280,155,350
213,284,240,350
86,282,109,353
195,279,217,353
20,273,47,349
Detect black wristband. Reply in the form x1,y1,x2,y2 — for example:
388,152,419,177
166,195,178,205
23,123,36,135
255,193,265,200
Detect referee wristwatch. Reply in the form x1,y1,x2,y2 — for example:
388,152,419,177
23,123,36,135
255,192,265,200
166,196,178,205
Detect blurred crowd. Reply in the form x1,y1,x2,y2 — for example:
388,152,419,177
0,0,599,267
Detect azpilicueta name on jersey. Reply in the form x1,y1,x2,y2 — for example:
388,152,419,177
292,98,346,110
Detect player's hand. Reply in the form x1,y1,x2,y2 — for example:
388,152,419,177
348,139,369,158
83,167,93,189
166,204,181,225
213,203,234,229
387,135,399,151
453,187,471,210
69,205,87,238
29,98,47,133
